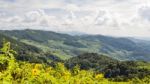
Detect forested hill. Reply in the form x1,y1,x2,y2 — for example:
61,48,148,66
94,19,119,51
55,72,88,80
65,53,150,81
0,33,62,63
0,29,150,61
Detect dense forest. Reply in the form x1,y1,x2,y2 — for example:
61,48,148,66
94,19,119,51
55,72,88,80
0,41,149,83
0,30,150,83
0,29,150,61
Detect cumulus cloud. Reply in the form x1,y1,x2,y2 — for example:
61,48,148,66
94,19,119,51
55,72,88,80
0,0,150,37
139,6,150,21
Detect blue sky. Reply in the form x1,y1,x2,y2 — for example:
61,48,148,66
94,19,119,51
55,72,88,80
0,0,150,37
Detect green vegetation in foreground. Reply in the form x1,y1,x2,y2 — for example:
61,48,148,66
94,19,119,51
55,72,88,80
0,42,150,84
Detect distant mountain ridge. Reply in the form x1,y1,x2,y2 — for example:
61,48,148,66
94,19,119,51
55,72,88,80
0,29,150,61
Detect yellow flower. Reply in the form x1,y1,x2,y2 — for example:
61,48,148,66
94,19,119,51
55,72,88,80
95,74,104,79
32,68,40,76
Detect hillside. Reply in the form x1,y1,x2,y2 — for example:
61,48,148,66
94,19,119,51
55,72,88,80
0,30,149,83
65,53,150,81
0,42,149,83
65,53,118,70
0,33,62,63
0,29,150,61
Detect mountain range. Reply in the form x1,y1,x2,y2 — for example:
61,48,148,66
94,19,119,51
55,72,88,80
0,29,150,61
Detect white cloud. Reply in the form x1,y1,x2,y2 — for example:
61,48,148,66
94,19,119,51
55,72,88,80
0,0,150,37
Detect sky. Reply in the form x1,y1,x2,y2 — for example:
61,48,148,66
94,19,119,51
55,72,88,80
0,0,150,37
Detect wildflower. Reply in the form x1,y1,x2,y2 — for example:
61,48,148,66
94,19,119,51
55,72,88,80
32,68,40,76
95,74,104,79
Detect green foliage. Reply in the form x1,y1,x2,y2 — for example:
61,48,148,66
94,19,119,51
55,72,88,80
65,53,118,70
1,29,150,61
0,34,64,64
0,42,149,84
65,53,150,81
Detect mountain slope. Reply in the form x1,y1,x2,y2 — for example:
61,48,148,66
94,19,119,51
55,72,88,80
0,29,150,61
0,33,62,63
65,53,150,80
65,53,118,70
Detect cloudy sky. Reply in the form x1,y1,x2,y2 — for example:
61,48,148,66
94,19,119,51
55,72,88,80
0,0,150,37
